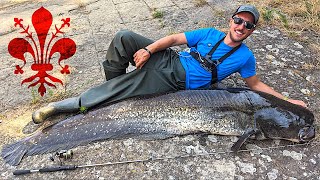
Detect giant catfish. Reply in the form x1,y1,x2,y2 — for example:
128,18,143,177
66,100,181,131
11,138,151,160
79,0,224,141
1,88,315,166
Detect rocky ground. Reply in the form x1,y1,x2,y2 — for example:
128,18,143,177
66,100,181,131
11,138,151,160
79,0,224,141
0,0,319,179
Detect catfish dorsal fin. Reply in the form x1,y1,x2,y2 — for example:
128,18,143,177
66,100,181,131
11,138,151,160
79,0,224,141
231,128,258,152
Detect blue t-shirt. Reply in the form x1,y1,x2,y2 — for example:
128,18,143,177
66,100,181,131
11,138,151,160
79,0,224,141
179,28,256,89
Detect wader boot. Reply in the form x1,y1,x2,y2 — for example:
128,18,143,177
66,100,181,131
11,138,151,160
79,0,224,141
32,97,80,124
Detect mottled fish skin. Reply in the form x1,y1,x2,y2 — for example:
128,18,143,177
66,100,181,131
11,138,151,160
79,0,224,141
1,89,315,166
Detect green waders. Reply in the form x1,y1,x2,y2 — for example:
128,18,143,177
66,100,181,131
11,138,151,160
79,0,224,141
80,30,186,108
32,30,186,123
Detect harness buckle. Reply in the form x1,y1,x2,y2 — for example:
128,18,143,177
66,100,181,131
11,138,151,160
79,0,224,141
205,54,211,60
190,51,216,72
212,60,220,66
199,63,213,72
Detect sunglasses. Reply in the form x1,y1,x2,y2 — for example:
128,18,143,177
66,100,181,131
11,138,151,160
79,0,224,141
232,16,256,30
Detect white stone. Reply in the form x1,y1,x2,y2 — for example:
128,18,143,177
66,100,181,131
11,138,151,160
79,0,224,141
1,171,8,177
271,60,285,67
272,70,281,74
309,158,317,164
261,154,272,162
246,144,262,155
283,150,303,161
236,161,256,175
266,54,275,60
258,159,268,170
276,44,286,49
288,70,295,77
123,138,134,146
266,45,273,50
215,154,221,159
267,34,278,38
281,92,290,97
230,136,239,143
288,177,297,180
294,42,303,48
294,51,302,55
182,135,195,142
185,146,192,154
253,30,260,34
267,169,278,180
193,143,208,154
183,165,190,173
208,135,218,143
300,89,310,95
236,175,245,180
306,76,311,82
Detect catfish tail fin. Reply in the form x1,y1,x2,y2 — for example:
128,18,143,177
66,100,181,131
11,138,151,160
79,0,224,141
1,140,29,166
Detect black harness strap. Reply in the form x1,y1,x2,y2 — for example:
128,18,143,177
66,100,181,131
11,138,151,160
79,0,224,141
205,37,225,60
190,37,241,84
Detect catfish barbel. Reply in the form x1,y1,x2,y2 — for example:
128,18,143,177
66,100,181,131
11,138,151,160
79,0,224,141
1,89,315,166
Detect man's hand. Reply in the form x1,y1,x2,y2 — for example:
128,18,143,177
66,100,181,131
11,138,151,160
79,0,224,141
133,48,151,69
287,99,307,108
245,75,308,108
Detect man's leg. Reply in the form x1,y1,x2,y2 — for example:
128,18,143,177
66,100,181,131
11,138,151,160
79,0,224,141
33,30,154,123
102,30,154,80
81,47,186,108
32,35,185,123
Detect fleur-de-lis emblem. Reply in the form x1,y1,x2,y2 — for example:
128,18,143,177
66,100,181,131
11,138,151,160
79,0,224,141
8,6,76,96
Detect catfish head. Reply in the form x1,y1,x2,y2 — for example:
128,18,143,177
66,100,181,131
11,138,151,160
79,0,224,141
254,106,315,142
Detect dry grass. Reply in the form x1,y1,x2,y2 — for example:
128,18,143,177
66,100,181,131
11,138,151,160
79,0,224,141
245,0,320,67
245,0,320,31
194,0,208,7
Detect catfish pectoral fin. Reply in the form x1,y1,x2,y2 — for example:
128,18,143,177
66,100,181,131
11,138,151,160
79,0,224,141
231,128,258,152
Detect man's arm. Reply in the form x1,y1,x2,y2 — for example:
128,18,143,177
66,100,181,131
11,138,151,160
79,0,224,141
133,33,187,69
244,75,307,107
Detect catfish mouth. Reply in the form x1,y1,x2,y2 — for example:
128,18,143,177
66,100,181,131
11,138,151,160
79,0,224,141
298,126,315,142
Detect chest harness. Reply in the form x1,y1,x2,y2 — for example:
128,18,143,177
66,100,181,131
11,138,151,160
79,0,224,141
190,37,241,84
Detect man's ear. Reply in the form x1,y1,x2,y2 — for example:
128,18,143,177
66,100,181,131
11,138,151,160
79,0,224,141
229,18,233,27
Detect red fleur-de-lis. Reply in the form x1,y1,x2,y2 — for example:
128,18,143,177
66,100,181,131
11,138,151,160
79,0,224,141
8,7,77,96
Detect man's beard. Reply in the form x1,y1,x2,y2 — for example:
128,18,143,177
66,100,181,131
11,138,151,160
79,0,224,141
229,31,249,43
